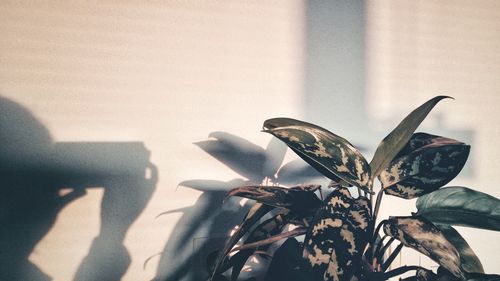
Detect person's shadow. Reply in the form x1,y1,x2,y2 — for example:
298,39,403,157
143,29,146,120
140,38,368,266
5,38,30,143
153,131,327,281
0,96,157,281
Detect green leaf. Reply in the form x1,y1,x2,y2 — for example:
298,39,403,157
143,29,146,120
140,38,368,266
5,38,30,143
225,185,322,215
265,238,314,281
229,210,290,281
383,216,464,279
263,118,371,193
467,273,500,281
369,96,451,181
303,187,371,281
210,202,274,280
437,225,484,273
380,133,470,199
416,186,500,231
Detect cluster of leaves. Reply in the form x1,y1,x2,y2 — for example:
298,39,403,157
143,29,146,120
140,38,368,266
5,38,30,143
208,96,500,281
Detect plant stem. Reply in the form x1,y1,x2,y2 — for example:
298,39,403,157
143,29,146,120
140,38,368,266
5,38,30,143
371,219,387,245
381,243,403,272
379,265,423,280
372,190,384,224
376,237,395,262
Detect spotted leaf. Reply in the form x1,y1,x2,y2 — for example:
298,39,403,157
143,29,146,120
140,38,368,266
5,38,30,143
369,96,451,181
225,185,321,215
303,187,372,281
383,216,464,279
263,118,371,193
380,133,470,199
399,268,438,281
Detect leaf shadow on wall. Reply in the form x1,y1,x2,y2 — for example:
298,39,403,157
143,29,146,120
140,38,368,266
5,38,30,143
153,131,327,281
0,96,157,281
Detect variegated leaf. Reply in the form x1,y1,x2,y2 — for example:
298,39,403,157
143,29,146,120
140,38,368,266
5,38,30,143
225,185,321,215
399,268,438,281
370,96,451,181
303,187,372,281
380,133,470,199
263,118,371,192
383,216,464,279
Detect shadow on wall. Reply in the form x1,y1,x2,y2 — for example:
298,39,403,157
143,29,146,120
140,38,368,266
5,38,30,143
0,96,158,281
154,132,328,281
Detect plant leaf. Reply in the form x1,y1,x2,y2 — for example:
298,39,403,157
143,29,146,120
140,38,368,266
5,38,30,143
263,118,371,192
225,185,322,215
467,273,500,281
232,227,307,252
416,186,500,231
303,187,371,281
265,238,314,281
229,210,290,281
210,202,274,280
369,96,451,180
380,133,470,199
437,224,484,273
383,216,464,279
399,268,438,281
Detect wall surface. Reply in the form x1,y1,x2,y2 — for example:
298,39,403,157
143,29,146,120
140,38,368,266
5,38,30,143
366,0,500,274
1,1,499,280
0,1,305,280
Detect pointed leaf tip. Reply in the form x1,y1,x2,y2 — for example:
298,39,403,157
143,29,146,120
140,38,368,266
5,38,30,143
369,96,452,181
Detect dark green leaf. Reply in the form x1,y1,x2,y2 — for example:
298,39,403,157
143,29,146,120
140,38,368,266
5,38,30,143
437,225,484,273
225,185,322,214
416,186,500,231
263,118,371,193
370,96,451,181
467,273,500,281
383,216,464,279
230,210,290,281
210,203,274,280
380,133,470,199
303,187,371,281
265,238,314,281
438,267,500,281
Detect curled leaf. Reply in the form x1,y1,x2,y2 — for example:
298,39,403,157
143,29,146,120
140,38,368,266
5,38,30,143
225,185,321,214
370,96,451,180
380,133,470,199
263,118,371,193
383,216,464,279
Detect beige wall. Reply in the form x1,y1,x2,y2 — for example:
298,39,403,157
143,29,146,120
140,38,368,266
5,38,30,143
366,0,500,274
2,0,499,280
0,1,305,280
